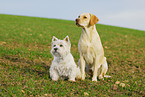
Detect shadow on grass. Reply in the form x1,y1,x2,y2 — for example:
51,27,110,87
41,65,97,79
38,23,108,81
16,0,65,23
0,55,51,79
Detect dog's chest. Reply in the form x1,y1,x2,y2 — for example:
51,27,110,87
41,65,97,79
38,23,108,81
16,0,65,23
79,37,96,64
56,64,71,76
79,39,92,53
54,56,75,76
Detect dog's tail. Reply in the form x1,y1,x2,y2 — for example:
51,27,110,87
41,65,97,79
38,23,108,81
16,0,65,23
104,75,111,78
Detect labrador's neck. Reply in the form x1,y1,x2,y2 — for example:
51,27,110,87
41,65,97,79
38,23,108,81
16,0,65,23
81,25,99,38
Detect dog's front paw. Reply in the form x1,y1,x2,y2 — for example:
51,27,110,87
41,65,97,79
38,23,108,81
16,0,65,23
52,79,58,81
52,77,59,81
92,77,97,82
92,79,97,82
68,79,76,82
81,73,85,80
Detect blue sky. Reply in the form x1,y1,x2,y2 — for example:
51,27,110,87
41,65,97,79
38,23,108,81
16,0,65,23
0,0,145,31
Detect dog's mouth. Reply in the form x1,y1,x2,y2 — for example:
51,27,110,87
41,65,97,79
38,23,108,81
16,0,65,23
53,50,59,54
76,22,80,26
53,51,61,57
75,19,81,27
75,22,82,27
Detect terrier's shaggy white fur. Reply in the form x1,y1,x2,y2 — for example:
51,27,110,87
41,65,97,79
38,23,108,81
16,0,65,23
49,36,81,81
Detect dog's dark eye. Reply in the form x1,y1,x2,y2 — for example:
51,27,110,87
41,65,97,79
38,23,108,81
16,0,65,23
78,16,80,18
53,45,56,47
60,45,63,47
84,16,87,19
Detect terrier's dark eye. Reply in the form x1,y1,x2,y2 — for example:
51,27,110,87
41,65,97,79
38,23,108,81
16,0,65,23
78,16,80,18
84,16,87,19
60,45,63,47
53,45,56,47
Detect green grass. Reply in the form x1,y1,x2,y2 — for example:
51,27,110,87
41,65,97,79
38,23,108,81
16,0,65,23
0,14,145,97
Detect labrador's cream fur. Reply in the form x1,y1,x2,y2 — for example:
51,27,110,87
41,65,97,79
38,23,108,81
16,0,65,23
76,13,111,82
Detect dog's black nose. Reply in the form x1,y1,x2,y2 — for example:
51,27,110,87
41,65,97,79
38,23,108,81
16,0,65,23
75,18,79,22
75,18,80,25
54,48,58,51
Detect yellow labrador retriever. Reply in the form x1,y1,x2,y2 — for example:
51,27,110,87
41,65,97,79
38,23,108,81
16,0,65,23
75,13,111,82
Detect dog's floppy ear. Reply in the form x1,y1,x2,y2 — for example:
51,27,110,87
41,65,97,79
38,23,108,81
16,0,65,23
90,14,99,26
64,35,70,43
52,36,58,42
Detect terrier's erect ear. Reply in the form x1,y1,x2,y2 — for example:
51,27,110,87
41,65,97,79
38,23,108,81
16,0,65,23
90,14,99,26
64,35,70,42
52,36,58,42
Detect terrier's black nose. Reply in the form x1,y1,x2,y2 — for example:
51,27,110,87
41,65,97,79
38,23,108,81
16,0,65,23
54,48,58,51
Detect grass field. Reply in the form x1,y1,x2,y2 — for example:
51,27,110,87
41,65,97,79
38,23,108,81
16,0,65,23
0,14,145,97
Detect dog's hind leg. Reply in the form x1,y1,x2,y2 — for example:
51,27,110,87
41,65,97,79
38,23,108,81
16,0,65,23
99,57,111,80
68,72,76,82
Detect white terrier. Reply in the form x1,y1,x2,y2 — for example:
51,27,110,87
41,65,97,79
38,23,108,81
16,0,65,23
49,36,81,81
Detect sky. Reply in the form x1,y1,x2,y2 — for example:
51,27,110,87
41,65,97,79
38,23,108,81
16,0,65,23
0,0,145,31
